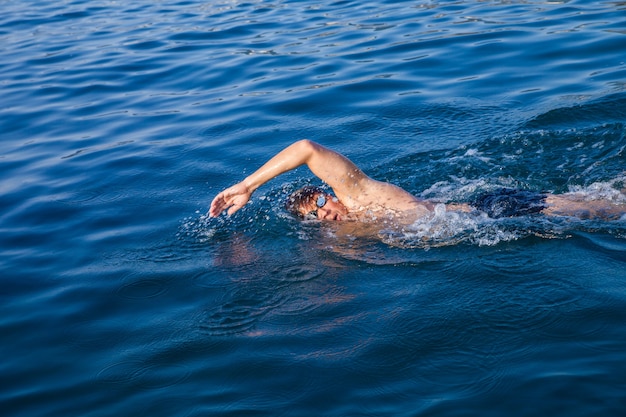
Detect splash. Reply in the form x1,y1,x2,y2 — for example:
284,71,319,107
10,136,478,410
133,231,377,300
378,204,527,249
565,175,626,203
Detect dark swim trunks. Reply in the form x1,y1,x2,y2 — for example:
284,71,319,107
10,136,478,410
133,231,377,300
472,188,547,218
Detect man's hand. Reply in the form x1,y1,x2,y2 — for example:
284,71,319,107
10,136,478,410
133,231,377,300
209,181,253,217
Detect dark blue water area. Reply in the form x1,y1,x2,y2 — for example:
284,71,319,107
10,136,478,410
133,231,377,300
2,0,626,416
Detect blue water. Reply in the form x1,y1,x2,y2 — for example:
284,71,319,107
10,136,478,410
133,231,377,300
2,0,626,415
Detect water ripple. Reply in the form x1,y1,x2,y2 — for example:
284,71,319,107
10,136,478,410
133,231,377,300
199,289,288,336
3,1,626,416
96,360,190,390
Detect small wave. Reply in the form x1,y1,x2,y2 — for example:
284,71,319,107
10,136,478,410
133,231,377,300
525,93,626,130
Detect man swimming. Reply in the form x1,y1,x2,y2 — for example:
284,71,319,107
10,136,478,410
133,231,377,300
209,139,626,222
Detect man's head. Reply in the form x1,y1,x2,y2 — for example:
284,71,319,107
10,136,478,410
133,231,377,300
285,186,347,221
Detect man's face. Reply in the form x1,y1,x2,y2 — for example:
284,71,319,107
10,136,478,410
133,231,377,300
301,193,348,221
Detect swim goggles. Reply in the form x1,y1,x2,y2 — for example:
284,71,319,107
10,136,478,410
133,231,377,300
304,194,327,220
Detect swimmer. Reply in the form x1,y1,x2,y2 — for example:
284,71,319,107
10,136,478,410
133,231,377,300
209,139,626,222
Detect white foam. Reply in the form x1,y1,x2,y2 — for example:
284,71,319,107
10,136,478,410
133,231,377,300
378,204,521,249
566,175,626,203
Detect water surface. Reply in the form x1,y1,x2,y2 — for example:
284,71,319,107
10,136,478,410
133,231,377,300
2,0,626,416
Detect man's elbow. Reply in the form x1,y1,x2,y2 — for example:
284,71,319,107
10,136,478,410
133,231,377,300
293,139,319,157
295,138,316,149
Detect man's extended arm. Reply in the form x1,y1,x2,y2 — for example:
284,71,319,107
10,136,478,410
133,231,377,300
209,139,367,217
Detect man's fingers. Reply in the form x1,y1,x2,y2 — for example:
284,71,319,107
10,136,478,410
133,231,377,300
209,183,251,217
209,193,229,217
210,193,241,217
